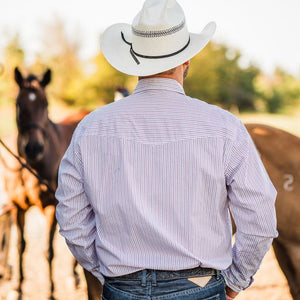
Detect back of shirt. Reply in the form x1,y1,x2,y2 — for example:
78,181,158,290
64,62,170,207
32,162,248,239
56,78,277,291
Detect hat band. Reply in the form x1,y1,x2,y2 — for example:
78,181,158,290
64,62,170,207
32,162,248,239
132,20,185,38
121,32,190,65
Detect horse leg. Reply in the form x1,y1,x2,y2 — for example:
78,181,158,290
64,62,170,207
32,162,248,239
44,205,57,300
72,259,81,288
273,238,300,300
16,207,26,299
83,269,103,300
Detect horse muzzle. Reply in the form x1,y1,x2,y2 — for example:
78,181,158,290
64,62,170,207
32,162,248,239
24,141,44,162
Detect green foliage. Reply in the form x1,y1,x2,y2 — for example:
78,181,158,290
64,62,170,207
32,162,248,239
255,67,300,113
0,33,25,106
75,53,136,108
266,89,283,113
185,43,260,112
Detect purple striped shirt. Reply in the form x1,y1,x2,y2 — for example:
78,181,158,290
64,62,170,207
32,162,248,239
55,78,278,292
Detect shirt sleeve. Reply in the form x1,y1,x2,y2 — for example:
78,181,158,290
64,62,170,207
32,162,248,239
55,129,104,284
222,121,278,292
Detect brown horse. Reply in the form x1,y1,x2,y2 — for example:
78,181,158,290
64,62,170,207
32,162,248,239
13,67,102,299
246,123,300,300
0,133,44,287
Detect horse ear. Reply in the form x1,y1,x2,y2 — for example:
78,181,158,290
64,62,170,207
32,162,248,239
14,67,23,87
40,69,51,87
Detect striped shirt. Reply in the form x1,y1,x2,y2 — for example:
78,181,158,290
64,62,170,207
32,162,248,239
55,78,278,292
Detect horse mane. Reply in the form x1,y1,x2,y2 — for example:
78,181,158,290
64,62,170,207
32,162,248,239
26,74,39,82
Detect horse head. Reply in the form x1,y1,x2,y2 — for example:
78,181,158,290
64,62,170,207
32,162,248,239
14,67,51,163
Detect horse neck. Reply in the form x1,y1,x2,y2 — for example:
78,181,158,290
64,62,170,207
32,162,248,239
29,115,81,182
47,119,60,141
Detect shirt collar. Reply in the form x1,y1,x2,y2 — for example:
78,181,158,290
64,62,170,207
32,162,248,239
133,78,185,95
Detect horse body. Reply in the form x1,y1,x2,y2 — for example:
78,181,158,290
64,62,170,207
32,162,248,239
13,67,101,299
246,123,300,300
18,120,77,190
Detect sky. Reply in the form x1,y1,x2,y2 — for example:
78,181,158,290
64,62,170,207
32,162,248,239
0,0,299,76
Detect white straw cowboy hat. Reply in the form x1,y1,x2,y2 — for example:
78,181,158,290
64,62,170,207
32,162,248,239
100,0,216,76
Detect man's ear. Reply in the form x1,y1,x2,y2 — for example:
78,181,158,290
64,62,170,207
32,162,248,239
14,67,23,87
40,69,51,87
183,60,190,80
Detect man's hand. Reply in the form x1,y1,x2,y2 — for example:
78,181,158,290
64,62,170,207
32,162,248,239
225,286,239,299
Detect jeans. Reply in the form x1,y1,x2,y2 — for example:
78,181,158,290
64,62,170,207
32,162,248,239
102,267,226,299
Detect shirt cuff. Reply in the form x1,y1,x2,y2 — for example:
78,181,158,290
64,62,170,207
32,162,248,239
221,269,253,293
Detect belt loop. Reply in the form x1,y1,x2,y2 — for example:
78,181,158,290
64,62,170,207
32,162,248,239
151,270,157,286
141,270,147,287
216,270,220,280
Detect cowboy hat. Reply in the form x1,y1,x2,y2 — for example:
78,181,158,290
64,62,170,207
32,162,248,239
100,0,216,76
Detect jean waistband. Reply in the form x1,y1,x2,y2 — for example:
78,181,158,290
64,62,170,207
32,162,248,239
104,266,218,282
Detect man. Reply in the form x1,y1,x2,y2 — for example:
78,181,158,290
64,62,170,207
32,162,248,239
55,0,278,299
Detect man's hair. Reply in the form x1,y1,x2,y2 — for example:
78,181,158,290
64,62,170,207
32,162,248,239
157,67,177,76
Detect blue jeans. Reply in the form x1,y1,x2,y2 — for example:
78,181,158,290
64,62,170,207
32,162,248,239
102,267,226,299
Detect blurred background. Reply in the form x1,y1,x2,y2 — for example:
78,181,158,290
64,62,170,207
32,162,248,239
0,0,299,134
0,0,299,299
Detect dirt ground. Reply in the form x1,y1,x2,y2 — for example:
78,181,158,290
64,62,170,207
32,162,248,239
0,206,293,300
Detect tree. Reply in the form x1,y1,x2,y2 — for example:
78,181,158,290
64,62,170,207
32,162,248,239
75,52,137,108
184,42,259,112
0,33,25,106
37,17,84,106
256,67,300,113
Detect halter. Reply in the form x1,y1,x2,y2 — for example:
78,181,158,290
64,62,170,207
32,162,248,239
0,138,55,195
18,122,47,137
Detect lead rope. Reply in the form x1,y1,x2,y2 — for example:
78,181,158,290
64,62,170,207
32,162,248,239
0,138,56,195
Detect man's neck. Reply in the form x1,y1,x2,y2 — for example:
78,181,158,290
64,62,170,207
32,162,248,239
139,65,184,86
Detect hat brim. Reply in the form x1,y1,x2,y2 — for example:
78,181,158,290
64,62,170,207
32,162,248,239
100,21,216,77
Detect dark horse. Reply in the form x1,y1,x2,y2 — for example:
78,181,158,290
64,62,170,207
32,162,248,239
14,67,102,299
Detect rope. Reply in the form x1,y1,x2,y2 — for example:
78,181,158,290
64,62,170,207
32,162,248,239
0,138,56,195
